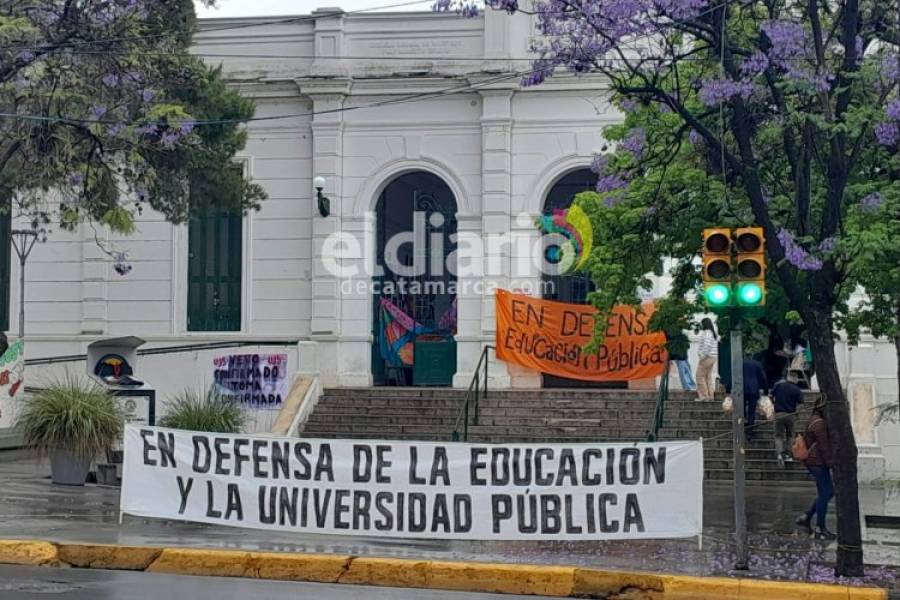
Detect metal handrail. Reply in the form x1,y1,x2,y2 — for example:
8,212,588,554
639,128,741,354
451,345,494,442
647,359,670,442
24,340,300,366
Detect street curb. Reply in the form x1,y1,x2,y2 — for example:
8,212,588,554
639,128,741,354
0,539,889,599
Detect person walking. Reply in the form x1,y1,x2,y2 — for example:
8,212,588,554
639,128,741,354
771,373,804,466
796,397,836,540
725,355,768,442
695,318,718,401
666,330,696,392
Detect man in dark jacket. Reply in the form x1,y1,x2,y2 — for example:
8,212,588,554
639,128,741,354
772,373,804,465
725,356,769,442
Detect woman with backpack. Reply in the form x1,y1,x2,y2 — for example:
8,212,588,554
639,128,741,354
794,397,836,540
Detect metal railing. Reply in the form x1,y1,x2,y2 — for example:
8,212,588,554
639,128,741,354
24,340,300,366
451,345,494,442
647,359,670,442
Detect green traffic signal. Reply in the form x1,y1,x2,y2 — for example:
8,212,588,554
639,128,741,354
737,282,763,306
705,284,731,307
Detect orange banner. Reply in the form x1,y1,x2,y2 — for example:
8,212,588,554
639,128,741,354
495,290,667,382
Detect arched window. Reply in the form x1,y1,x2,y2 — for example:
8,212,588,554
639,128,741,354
540,168,626,389
372,171,458,387
541,168,598,305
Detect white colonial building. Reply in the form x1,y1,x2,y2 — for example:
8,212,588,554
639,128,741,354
1,8,897,480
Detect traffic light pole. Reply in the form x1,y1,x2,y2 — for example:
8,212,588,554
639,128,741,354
730,320,748,570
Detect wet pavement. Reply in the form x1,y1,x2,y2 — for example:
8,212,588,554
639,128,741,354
0,450,897,590
0,565,563,599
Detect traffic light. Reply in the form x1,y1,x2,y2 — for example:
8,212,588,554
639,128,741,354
702,228,733,308
735,227,765,307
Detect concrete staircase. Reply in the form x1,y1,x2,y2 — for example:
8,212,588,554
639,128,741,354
300,387,816,483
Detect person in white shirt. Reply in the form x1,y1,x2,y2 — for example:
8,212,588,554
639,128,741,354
695,318,719,401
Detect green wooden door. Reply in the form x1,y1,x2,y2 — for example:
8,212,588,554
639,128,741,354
187,212,242,332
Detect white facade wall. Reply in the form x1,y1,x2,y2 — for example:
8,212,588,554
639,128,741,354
7,9,897,480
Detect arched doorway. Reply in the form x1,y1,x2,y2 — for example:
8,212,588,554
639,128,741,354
372,171,458,386
541,168,627,389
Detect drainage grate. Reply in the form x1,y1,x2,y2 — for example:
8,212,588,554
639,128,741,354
866,515,900,530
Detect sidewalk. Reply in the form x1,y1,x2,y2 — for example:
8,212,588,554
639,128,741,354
0,449,897,591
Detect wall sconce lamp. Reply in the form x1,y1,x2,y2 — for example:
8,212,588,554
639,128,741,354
313,176,331,217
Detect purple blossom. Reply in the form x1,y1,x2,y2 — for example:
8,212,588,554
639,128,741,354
881,55,900,84
777,228,823,271
688,130,703,145
860,192,883,213
135,123,159,137
140,88,155,103
160,132,180,147
761,20,808,68
875,121,899,147
101,73,119,88
455,2,479,17
886,99,900,122
740,52,769,78
68,173,83,186
652,0,708,20
16,50,35,63
107,122,126,137
591,153,609,174
178,120,195,135
488,0,518,12
818,237,836,253
596,173,628,194
91,104,107,119
620,98,638,113
698,77,755,106
621,127,646,160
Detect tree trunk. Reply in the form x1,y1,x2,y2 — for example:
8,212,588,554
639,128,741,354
807,308,865,577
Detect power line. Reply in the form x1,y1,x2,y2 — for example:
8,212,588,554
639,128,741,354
47,49,837,64
0,66,548,128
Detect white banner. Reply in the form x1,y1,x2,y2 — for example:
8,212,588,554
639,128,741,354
121,425,703,541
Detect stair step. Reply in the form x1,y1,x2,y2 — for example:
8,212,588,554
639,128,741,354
300,388,820,485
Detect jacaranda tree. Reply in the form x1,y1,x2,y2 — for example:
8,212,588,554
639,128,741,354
439,0,900,576
0,0,264,258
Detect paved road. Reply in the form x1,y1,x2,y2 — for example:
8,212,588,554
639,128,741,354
0,450,896,589
0,565,566,600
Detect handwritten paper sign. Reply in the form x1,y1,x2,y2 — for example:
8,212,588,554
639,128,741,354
212,353,288,410
495,290,667,382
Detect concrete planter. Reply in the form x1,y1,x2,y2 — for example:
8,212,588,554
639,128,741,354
50,449,92,486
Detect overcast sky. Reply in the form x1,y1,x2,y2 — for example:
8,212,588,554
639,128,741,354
195,0,432,18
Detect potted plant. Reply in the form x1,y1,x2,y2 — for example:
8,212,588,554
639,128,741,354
17,376,124,486
158,388,245,433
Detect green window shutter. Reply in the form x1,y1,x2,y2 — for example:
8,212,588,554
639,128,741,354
187,211,242,332
0,195,10,332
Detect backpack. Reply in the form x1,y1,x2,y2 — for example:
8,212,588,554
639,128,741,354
791,434,812,461
792,416,821,461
